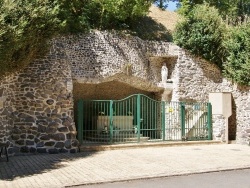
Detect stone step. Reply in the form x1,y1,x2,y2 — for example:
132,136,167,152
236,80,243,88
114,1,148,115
123,137,149,142
95,132,143,137
84,134,147,142
79,140,223,152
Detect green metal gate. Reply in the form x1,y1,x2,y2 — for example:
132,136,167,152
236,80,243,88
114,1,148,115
77,94,212,145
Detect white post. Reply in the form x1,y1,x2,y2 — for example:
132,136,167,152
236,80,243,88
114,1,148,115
209,92,232,144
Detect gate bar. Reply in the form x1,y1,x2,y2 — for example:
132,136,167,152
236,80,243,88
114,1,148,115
109,100,113,143
161,101,166,141
77,99,83,145
207,103,212,140
180,102,185,140
137,94,141,142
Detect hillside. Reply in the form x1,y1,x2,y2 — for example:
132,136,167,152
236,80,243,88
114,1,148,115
148,5,180,33
131,5,180,41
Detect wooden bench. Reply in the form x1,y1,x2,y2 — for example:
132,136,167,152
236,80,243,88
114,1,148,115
0,142,8,162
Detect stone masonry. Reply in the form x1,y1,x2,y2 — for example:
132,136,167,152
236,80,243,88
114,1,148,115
0,40,78,155
0,30,249,155
168,46,250,144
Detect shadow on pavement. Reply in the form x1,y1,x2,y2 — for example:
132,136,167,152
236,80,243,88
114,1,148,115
0,151,98,181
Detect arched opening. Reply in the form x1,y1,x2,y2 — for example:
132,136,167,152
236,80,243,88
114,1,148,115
73,81,160,101
72,74,165,145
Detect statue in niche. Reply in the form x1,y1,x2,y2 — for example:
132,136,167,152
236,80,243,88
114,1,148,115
161,63,168,83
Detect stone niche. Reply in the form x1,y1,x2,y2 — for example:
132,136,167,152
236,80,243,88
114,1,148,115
149,55,177,101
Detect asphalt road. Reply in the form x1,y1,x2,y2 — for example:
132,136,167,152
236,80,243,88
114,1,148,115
75,169,250,188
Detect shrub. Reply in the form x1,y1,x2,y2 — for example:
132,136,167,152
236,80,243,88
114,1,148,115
223,24,250,85
173,4,227,68
0,1,60,76
0,0,154,76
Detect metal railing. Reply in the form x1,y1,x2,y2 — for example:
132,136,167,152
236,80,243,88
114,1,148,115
77,94,212,145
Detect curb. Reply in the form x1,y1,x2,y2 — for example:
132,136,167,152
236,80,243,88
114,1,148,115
66,166,250,187
79,140,223,152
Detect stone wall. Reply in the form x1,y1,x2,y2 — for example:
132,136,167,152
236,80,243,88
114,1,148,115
0,73,18,155
63,31,250,144
61,31,170,85
0,31,175,155
1,30,250,155
0,40,78,155
170,46,250,144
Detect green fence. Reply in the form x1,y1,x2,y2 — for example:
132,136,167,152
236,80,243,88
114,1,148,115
77,94,212,145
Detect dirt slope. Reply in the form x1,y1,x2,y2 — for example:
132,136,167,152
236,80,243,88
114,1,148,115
148,5,180,33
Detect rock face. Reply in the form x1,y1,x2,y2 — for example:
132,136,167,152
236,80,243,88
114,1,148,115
0,40,78,154
0,30,249,155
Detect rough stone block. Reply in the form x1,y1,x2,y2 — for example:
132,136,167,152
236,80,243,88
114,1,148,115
55,142,65,148
20,134,27,139
37,141,44,147
52,133,65,141
48,122,59,128
20,146,29,153
72,140,79,147
16,140,25,145
48,148,59,154
65,140,71,149
26,140,35,146
46,127,57,134
29,147,37,153
45,141,55,146
58,127,68,132
11,134,20,140
40,134,50,140
62,119,71,127
38,125,46,133
27,135,35,139
59,148,68,153
70,148,77,153
12,129,22,134
37,148,47,153
66,132,76,139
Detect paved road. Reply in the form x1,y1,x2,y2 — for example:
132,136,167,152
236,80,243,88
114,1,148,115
76,169,250,188
1,144,250,188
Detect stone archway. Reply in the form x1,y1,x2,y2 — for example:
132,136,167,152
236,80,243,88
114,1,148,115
73,73,164,101
72,73,166,131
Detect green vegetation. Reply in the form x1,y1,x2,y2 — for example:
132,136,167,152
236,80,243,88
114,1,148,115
0,0,154,76
174,4,226,68
0,0,60,75
1,0,250,85
174,1,250,86
177,0,250,19
223,24,250,85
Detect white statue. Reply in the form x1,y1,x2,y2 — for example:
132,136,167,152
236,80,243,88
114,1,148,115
161,63,168,83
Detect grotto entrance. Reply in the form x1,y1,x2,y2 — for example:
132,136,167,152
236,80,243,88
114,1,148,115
72,73,165,145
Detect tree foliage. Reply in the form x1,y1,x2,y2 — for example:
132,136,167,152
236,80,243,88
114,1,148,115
0,0,60,75
84,0,153,29
0,0,153,76
177,0,250,20
174,4,227,67
223,24,250,85
174,2,250,85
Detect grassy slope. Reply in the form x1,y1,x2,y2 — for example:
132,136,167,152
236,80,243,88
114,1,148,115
130,5,180,41
148,5,180,33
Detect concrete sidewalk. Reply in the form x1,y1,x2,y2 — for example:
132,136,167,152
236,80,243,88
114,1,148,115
0,143,250,188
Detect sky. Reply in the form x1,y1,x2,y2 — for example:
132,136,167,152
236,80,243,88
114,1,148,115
167,1,178,11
